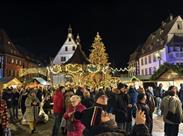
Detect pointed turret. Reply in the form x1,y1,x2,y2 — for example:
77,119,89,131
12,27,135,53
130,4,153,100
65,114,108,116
76,33,80,45
68,25,73,39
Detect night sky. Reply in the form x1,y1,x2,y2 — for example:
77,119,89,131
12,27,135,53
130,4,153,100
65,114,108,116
1,1,183,67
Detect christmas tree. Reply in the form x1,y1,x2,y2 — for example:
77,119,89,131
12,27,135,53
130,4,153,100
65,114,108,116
89,32,109,66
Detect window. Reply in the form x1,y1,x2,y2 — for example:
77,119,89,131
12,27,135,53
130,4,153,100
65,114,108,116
11,59,14,64
141,69,144,75
7,70,11,76
181,47,183,52
15,59,18,64
145,57,147,65
168,46,171,53
177,22,182,30
141,58,144,66
145,68,148,75
19,60,22,65
149,67,152,75
72,46,76,51
61,56,66,62
153,54,156,62
148,55,151,63
69,38,71,42
65,46,68,51
153,67,157,73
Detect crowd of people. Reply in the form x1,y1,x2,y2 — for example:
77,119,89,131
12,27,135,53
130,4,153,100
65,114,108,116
0,83,183,136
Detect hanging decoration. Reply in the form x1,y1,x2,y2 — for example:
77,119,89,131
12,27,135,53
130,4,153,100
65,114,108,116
49,65,62,74
87,64,101,73
65,64,82,74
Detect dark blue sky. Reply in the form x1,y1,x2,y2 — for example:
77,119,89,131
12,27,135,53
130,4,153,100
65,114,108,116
1,1,183,67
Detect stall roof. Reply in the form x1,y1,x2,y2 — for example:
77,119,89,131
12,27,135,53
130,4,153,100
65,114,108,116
31,77,49,85
0,77,20,84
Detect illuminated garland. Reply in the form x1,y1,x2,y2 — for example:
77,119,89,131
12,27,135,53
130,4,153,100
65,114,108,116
65,64,82,74
110,67,136,73
49,65,62,74
102,66,109,74
87,64,101,73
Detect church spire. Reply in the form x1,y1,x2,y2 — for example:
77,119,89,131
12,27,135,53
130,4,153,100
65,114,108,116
68,25,73,38
68,24,72,34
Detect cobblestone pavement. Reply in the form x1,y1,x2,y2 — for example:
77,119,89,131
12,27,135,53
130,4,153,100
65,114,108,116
10,114,183,136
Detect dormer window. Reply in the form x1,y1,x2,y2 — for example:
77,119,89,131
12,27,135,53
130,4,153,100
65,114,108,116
72,46,76,51
177,22,182,30
61,56,66,62
69,38,71,42
65,46,68,51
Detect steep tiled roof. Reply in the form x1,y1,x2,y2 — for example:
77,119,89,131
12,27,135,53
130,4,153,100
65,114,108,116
15,44,42,65
129,45,142,62
140,16,182,57
0,29,23,57
64,43,90,64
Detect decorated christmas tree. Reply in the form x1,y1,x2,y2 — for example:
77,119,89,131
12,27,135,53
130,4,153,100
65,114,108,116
89,32,109,66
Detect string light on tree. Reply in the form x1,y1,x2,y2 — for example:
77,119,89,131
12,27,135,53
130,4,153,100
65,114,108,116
89,32,109,66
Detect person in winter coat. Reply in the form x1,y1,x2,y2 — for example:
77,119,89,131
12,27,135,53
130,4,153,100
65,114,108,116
81,91,94,108
138,86,155,135
75,106,150,136
113,83,129,130
2,87,14,122
178,83,183,106
0,93,9,135
154,83,165,115
19,88,28,116
161,85,183,136
64,95,86,136
25,90,40,134
136,93,152,135
52,86,64,136
12,89,20,120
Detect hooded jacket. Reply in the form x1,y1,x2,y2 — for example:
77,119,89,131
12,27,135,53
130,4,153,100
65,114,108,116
161,95,183,124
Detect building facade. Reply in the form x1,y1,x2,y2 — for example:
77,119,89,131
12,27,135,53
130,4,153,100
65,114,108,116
129,15,183,76
0,29,40,78
52,26,78,64
51,26,89,85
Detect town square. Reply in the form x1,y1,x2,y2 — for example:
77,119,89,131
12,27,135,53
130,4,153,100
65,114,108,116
1,1,183,136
